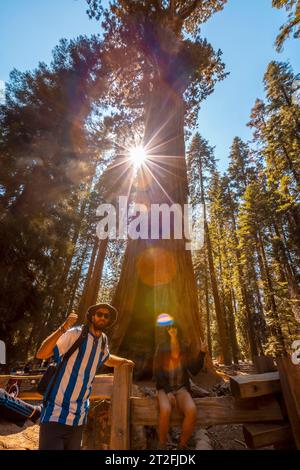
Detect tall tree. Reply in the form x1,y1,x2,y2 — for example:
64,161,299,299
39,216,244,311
0,36,109,362
249,62,300,327
187,133,232,364
86,0,228,372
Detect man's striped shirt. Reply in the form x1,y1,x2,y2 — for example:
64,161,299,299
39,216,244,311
40,326,109,426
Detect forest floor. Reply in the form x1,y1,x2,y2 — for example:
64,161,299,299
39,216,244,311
0,362,273,450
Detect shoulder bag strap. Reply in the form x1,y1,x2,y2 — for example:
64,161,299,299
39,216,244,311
44,324,89,402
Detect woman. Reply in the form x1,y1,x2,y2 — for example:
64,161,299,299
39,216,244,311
153,314,207,450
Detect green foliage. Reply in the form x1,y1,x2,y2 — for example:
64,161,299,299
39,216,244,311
86,0,228,127
272,0,300,51
187,94,300,361
0,36,111,362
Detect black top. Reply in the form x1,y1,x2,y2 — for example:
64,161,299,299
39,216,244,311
154,350,206,393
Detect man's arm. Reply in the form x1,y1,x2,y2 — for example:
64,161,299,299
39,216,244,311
104,354,134,368
36,312,78,360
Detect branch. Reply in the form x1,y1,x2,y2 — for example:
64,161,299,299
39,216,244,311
179,0,201,21
169,0,176,16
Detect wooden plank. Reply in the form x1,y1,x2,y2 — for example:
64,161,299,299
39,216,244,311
230,372,281,399
243,423,293,449
90,375,114,399
131,395,284,427
0,374,43,389
0,375,43,399
277,356,300,449
0,376,9,388
0,374,114,401
110,364,132,450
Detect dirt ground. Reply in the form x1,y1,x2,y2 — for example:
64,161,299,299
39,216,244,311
0,421,39,450
0,362,271,451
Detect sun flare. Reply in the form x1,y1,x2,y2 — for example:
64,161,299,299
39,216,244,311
129,145,147,167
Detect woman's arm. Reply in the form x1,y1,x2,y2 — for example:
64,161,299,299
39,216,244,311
168,327,180,359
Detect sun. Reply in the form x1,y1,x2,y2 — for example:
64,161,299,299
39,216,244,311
129,145,147,168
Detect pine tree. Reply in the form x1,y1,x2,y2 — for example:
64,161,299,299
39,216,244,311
0,36,109,362
187,133,232,364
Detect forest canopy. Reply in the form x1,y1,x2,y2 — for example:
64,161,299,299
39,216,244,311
0,0,299,369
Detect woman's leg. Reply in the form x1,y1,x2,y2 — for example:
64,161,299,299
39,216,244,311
175,388,197,447
157,389,172,446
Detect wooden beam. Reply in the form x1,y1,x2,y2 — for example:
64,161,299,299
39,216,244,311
110,364,132,450
230,372,281,399
243,423,293,449
0,374,43,389
0,374,114,401
89,375,114,399
277,356,300,449
131,395,284,427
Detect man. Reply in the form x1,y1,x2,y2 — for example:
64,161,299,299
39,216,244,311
36,303,133,450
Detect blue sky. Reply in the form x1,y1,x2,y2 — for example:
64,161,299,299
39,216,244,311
0,0,299,171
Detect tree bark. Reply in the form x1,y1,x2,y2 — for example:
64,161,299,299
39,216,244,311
111,80,203,375
255,230,285,350
205,221,231,364
78,238,109,322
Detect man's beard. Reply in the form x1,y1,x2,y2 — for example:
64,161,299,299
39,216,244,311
92,321,104,332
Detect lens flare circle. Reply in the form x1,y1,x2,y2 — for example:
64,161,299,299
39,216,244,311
136,247,177,286
156,313,174,327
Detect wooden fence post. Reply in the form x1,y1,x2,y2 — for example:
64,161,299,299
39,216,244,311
277,356,300,449
110,364,133,450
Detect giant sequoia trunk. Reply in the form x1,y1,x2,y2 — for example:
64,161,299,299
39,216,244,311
111,81,203,376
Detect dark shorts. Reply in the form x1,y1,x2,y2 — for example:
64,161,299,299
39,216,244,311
39,422,84,450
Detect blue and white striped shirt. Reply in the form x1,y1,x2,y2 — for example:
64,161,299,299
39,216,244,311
40,326,110,426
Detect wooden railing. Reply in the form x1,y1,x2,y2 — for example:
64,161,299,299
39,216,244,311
1,356,299,450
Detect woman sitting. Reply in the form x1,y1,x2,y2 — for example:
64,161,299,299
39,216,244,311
153,313,207,450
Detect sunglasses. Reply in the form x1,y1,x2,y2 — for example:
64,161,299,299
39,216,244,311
95,311,111,319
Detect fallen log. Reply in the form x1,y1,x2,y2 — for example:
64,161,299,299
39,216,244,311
130,395,284,427
230,372,281,399
243,422,293,449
